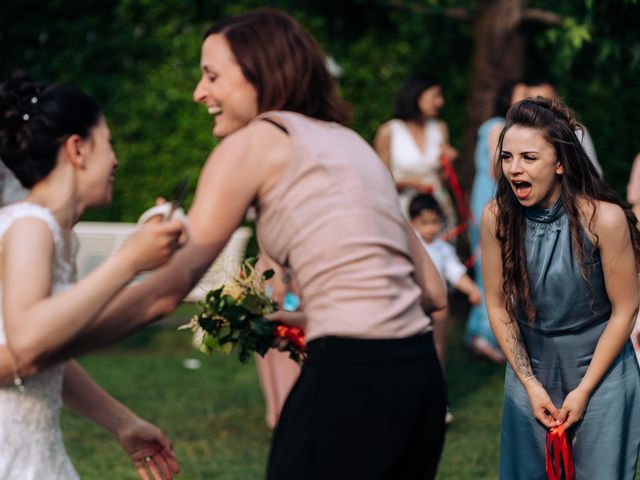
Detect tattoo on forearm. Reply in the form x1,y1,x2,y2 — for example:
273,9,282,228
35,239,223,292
508,326,533,379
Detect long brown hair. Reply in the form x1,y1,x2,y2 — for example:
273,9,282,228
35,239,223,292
494,97,640,324
205,8,351,125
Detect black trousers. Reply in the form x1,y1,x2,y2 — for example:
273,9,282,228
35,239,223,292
267,332,446,480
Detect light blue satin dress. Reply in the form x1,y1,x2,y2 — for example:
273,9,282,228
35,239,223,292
466,117,504,347
500,200,640,479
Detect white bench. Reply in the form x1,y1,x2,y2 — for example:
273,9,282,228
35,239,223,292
74,222,253,302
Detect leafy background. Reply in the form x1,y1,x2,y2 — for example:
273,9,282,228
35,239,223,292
1,0,639,221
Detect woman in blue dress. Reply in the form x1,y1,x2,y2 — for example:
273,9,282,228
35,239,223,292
482,96,640,479
466,80,525,363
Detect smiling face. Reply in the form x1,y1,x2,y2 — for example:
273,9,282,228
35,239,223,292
81,117,119,207
500,125,563,208
193,34,259,138
417,85,444,119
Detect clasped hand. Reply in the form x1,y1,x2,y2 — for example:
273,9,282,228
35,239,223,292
525,377,589,430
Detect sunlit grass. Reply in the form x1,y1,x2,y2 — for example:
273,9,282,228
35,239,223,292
62,306,638,479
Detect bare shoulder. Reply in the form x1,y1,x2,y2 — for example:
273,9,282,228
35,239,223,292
4,216,54,245
593,201,628,231
245,119,291,158
578,199,629,248
482,199,499,225
374,121,392,141
578,198,629,239
480,201,502,258
435,119,449,135
2,217,54,265
201,120,291,176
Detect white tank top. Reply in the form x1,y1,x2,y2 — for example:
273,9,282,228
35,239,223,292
389,119,443,182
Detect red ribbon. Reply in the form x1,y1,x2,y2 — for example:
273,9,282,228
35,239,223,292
274,325,306,350
438,155,483,268
545,423,575,480
440,221,468,242
440,155,470,223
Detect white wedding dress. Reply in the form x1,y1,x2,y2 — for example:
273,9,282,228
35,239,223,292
0,203,80,479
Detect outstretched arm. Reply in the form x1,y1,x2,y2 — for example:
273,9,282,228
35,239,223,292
62,361,179,479
0,124,286,385
50,121,291,361
481,203,560,428
1,218,182,384
454,274,482,305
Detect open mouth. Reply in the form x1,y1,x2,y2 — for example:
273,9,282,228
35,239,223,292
207,106,222,116
512,180,532,200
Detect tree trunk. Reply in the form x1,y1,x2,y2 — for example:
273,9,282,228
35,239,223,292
458,0,525,203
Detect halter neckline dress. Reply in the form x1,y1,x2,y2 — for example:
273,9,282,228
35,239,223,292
499,199,640,479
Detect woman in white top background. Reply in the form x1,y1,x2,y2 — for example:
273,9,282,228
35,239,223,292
374,73,458,227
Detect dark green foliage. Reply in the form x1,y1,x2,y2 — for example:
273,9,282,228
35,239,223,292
527,0,640,196
1,0,638,216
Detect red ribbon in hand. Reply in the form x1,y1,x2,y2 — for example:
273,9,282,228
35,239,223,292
275,325,306,350
545,423,575,480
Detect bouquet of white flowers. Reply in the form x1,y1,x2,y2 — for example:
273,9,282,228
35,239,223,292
180,258,306,363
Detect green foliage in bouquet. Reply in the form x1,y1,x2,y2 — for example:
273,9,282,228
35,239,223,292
180,258,291,363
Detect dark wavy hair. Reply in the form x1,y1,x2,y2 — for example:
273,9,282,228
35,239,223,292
493,96,640,324
393,73,441,122
205,8,351,125
0,71,102,188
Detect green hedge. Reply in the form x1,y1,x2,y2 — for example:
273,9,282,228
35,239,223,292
1,0,638,221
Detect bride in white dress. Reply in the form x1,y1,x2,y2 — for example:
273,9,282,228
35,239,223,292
0,72,184,479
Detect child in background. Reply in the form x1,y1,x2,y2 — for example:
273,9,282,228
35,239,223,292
410,193,482,424
409,193,485,370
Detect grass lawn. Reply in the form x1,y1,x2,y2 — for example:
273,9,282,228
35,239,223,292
62,304,506,479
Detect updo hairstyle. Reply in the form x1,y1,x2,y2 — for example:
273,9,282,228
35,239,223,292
0,71,102,188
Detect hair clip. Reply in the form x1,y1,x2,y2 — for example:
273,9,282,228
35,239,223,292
22,113,30,122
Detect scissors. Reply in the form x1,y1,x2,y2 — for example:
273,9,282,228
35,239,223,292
168,176,189,220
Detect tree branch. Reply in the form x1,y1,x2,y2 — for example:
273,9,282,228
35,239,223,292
522,7,563,26
386,1,471,21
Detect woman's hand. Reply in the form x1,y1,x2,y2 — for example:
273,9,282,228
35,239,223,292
265,310,306,330
524,377,561,428
558,387,590,429
119,220,185,273
115,416,180,480
467,286,482,305
441,144,458,162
